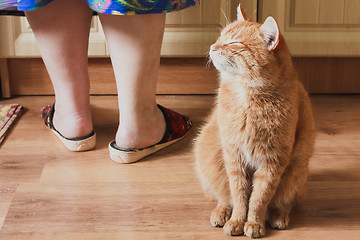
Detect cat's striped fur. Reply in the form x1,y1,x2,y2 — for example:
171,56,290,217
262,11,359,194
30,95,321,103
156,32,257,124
194,5,315,238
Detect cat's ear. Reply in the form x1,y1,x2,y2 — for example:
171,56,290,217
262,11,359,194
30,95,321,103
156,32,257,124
237,4,248,21
260,16,280,51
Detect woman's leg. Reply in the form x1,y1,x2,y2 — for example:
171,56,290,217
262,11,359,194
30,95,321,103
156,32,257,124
99,13,166,149
25,0,93,139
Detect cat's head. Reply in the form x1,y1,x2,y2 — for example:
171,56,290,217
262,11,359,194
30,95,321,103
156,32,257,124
210,5,284,78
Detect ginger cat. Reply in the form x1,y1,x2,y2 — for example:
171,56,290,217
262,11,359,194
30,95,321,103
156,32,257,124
194,5,315,238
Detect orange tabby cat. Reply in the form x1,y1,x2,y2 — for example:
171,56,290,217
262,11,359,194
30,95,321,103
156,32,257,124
194,5,315,238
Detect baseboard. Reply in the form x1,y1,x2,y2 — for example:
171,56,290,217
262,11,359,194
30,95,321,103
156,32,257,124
8,58,218,95
293,57,360,94
5,57,360,95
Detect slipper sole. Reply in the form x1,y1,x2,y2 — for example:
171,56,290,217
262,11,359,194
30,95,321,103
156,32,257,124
50,129,96,152
108,136,184,164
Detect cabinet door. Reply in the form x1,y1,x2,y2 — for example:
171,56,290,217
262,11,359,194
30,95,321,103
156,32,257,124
0,0,240,57
162,0,242,56
259,0,360,56
0,16,106,57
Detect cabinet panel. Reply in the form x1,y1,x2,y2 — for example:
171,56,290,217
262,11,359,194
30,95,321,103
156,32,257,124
162,0,232,56
0,16,15,57
293,0,320,25
10,16,106,57
259,0,360,56
344,0,360,24
180,4,202,24
13,17,39,56
319,0,344,25
201,0,221,25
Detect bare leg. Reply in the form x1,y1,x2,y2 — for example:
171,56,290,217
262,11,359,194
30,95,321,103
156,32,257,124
25,0,93,138
99,13,166,149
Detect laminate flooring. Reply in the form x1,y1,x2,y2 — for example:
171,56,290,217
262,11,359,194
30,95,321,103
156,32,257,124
0,95,359,240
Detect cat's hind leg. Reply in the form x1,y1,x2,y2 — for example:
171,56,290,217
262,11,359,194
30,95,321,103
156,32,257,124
267,157,309,229
267,162,307,230
268,92,315,230
211,203,232,227
194,114,232,227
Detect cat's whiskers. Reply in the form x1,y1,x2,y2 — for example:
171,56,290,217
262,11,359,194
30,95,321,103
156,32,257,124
205,50,214,68
249,9,258,22
206,61,211,68
216,23,224,32
218,22,225,29
220,8,230,26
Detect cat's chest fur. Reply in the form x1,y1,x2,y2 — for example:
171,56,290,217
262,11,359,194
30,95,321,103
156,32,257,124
216,82,294,166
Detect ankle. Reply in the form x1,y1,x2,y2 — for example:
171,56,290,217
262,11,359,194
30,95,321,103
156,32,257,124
52,106,93,139
115,106,165,149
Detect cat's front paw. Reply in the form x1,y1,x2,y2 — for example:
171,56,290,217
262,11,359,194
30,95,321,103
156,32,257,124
244,222,265,238
223,219,244,236
210,205,232,227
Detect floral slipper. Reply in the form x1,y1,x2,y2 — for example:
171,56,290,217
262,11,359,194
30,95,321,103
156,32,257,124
41,104,96,152
109,105,192,164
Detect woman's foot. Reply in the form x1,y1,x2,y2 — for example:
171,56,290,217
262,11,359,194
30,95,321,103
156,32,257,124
42,104,96,152
115,104,166,150
52,103,93,139
109,105,192,163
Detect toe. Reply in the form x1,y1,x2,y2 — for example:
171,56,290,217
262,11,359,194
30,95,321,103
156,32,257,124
244,222,265,238
223,219,244,236
210,206,231,227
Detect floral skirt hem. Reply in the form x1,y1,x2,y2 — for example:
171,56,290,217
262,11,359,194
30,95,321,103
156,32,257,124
0,0,199,16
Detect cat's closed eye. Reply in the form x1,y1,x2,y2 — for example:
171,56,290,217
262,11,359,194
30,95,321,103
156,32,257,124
226,41,244,46
225,42,246,54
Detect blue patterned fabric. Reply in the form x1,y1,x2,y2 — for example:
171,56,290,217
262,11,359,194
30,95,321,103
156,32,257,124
0,0,199,15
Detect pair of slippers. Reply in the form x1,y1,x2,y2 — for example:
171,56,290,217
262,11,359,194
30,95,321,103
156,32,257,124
41,104,192,163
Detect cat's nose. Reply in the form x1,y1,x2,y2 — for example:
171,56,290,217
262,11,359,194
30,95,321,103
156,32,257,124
210,44,219,51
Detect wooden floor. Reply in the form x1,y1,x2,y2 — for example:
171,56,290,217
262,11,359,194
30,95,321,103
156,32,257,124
0,95,359,240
